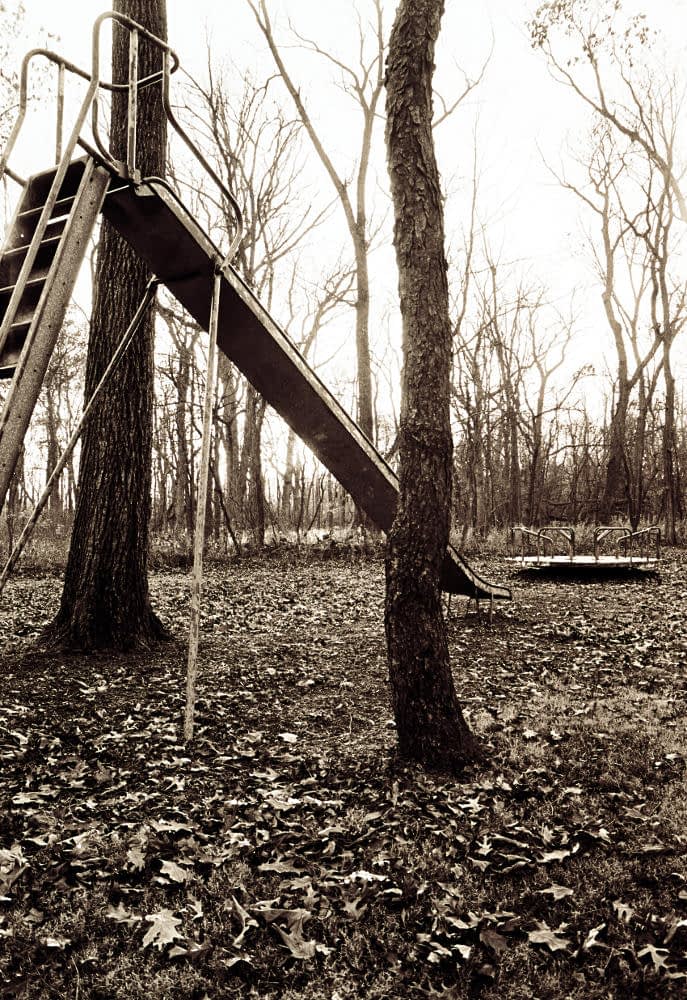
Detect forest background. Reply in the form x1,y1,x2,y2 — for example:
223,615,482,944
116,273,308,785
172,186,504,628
1,0,686,559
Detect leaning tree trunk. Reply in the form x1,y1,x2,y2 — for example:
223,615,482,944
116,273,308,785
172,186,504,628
384,0,479,771
599,388,629,522
663,352,678,543
44,0,168,650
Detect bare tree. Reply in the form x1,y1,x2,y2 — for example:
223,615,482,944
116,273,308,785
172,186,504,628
531,0,687,221
385,0,479,770
634,134,687,539
45,0,168,649
184,66,337,544
245,0,385,445
555,124,661,521
279,264,354,527
531,0,687,529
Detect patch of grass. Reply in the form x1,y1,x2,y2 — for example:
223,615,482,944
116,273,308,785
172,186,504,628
1,552,687,996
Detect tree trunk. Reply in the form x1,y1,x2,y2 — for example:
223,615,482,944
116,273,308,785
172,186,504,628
248,397,266,547
354,234,374,442
173,337,191,539
44,386,62,514
599,387,629,522
281,426,296,528
44,0,168,650
384,0,479,772
663,353,678,543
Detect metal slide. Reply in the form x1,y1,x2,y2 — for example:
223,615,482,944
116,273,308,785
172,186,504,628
0,14,510,602
0,155,511,600
101,172,511,601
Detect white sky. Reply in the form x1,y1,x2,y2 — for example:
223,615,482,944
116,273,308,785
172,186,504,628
10,0,687,399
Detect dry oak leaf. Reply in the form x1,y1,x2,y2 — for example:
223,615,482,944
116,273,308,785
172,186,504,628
536,884,574,901
169,940,211,961
581,923,607,952
142,909,184,951
343,893,368,920
41,935,70,949
480,927,509,955
612,899,635,924
538,848,572,864
160,860,191,884
126,847,146,871
638,944,671,970
273,923,318,960
230,895,258,949
527,922,571,952
106,902,142,927
266,906,326,960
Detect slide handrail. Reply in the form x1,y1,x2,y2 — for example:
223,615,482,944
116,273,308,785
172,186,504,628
0,12,242,264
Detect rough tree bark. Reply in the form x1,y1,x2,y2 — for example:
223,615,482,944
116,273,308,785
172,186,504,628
384,0,479,771
44,0,168,649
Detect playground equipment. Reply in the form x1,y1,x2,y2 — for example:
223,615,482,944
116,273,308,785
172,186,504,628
0,12,511,603
508,524,660,571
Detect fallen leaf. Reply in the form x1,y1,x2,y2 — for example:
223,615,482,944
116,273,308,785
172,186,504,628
42,935,70,949
106,902,142,927
343,893,368,920
142,909,184,951
168,940,211,961
160,860,191,884
230,895,258,948
126,847,146,871
150,819,193,834
273,923,317,959
186,896,204,922
538,849,571,864
612,900,635,924
638,944,670,970
581,923,607,951
480,927,508,954
536,884,574,900
664,915,687,944
527,923,571,952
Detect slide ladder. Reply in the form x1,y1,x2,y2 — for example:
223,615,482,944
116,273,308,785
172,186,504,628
0,158,111,509
0,15,511,603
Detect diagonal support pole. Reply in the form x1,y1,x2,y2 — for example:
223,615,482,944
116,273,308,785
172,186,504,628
184,265,221,742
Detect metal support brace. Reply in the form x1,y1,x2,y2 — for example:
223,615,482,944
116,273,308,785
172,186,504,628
184,265,221,742
127,29,139,179
0,278,159,597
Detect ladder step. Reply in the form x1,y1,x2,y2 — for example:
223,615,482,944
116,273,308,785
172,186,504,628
0,320,30,375
20,159,86,213
0,278,45,325
18,195,76,222
7,318,31,334
0,274,46,297
10,196,77,247
2,217,67,256
0,233,62,287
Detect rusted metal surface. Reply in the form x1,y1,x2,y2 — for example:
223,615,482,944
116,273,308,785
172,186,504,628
0,15,509,603
0,160,111,513
102,177,511,600
0,278,159,595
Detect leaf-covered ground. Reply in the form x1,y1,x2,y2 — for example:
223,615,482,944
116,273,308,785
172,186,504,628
1,548,686,998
